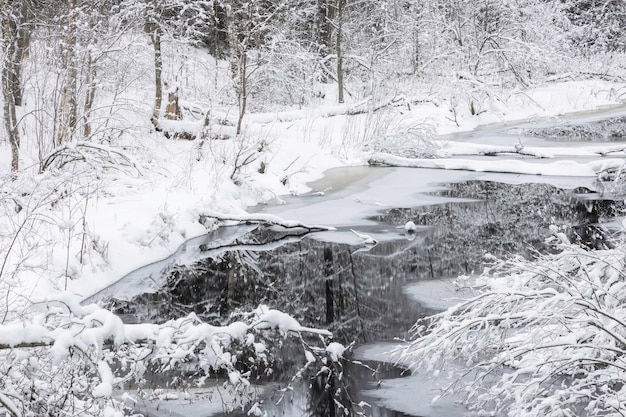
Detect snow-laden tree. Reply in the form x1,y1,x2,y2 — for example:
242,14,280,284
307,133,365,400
408,0,572,85
1,0,149,171
398,227,626,416
122,0,215,128
564,0,626,54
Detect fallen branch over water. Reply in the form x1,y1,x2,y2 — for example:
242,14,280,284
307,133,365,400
200,209,335,232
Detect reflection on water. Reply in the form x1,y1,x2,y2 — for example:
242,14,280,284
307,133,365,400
111,181,623,417
506,116,626,141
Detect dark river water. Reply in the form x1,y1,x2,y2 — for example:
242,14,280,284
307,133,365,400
109,179,623,417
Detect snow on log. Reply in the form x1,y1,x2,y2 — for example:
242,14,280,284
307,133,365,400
200,209,335,231
436,143,554,158
368,152,626,177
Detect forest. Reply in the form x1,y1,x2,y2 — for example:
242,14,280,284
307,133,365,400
0,0,625,416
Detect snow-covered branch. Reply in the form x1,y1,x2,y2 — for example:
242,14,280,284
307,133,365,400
0,294,334,417
40,142,143,176
397,230,626,417
200,209,335,232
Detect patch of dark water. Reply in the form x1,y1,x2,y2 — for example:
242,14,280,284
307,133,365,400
506,116,626,141
110,180,623,417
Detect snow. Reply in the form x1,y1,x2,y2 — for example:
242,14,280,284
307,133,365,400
326,342,347,362
125,386,265,417
404,221,417,232
0,323,51,347
370,153,626,176
403,278,477,311
354,344,472,417
253,305,332,337
93,361,114,398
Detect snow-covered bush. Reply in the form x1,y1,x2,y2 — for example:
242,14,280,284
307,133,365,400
398,227,626,417
0,296,334,417
364,126,438,159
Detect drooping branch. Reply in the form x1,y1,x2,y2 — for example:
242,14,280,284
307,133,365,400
40,141,143,175
396,233,626,417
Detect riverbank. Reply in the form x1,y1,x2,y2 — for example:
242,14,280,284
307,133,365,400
0,80,624,307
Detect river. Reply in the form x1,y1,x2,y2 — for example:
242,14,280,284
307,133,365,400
103,108,626,417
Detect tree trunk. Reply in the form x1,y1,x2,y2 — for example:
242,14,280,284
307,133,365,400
150,24,163,129
1,2,22,172
82,0,97,138
56,1,78,146
412,7,422,75
83,50,97,138
226,5,238,85
227,252,237,311
336,0,345,103
3,74,20,172
225,4,247,135
324,246,335,324
316,0,332,83
12,3,30,107
236,51,247,135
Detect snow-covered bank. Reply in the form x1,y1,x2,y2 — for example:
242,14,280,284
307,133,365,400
1,80,625,306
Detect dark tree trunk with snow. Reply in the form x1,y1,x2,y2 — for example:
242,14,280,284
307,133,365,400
82,50,97,138
149,23,164,129
56,0,79,146
335,0,345,103
324,246,335,324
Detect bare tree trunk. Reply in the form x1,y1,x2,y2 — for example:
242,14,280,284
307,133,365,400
225,3,247,135
227,252,236,311
412,8,422,75
12,2,30,107
3,73,20,172
324,246,335,324
57,1,78,146
316,0,332,83
83,50,97,138
236,51,247,135
1,1,22,172
226,4,238,84
150,24,163,129
82,0,97,138
227,2,252,136
336,0,345,103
